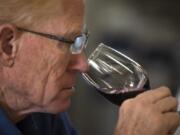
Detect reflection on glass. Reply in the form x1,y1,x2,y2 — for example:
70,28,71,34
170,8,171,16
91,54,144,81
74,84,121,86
82,43,150,105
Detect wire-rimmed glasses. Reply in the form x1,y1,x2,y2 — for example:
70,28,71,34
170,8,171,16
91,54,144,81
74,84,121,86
17,27,89,54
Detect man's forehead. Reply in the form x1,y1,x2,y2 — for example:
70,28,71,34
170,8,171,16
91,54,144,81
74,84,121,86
61,0,84,13
63,22,85,40
38,0,85,39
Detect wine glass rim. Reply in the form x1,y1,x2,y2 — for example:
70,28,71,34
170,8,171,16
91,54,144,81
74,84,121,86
82,43,150,94
90,43,148,75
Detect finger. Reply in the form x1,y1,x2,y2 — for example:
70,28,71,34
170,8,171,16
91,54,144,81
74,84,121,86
136,86,172,103
155,97,178,113
164,112,180,133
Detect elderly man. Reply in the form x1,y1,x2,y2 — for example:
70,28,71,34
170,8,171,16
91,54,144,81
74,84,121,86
0,0,179,135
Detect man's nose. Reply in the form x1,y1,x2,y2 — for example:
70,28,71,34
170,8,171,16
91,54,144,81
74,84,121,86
68,52,89,73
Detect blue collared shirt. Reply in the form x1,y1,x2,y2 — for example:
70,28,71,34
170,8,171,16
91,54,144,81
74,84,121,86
0,108,78,135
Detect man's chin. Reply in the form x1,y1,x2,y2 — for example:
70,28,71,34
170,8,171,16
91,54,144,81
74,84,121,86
46,99,72,114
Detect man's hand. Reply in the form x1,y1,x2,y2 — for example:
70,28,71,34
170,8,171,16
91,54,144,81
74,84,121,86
115,87,180,135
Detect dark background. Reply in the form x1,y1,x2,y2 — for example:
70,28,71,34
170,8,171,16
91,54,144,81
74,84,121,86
69,0,180,135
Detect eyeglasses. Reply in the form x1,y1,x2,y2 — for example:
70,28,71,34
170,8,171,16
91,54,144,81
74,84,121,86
17,27,89,54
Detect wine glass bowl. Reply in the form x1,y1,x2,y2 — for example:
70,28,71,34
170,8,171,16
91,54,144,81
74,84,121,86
82,43,150,105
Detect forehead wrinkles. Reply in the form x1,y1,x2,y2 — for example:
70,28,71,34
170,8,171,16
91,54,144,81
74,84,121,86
55,6,84,39
62,15,84,38
32,0,84,38
61,0,84,15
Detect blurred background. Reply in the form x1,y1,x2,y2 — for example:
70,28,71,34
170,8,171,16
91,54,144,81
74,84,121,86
69,0,180,135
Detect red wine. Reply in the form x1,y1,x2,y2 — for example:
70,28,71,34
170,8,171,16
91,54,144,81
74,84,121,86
98,80,150,106
98,89,145,105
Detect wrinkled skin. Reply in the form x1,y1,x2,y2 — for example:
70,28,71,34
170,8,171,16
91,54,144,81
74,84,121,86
0,0,180,134
0,0,88,117
115,87,180,135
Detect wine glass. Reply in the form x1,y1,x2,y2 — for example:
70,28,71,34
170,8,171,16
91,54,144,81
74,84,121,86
82,43,150,105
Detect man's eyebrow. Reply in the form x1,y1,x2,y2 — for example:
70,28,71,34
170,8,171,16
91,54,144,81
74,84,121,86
64,30,82,40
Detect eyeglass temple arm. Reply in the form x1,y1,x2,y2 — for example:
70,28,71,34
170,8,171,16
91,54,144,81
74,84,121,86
17,27,74,44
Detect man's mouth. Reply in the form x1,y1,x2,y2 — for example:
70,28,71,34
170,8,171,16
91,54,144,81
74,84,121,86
63,86,75,90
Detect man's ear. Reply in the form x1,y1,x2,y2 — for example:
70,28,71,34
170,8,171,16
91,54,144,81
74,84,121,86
0,24,18,67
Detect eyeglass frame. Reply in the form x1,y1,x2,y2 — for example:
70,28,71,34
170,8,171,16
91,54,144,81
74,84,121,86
17,26,89,54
